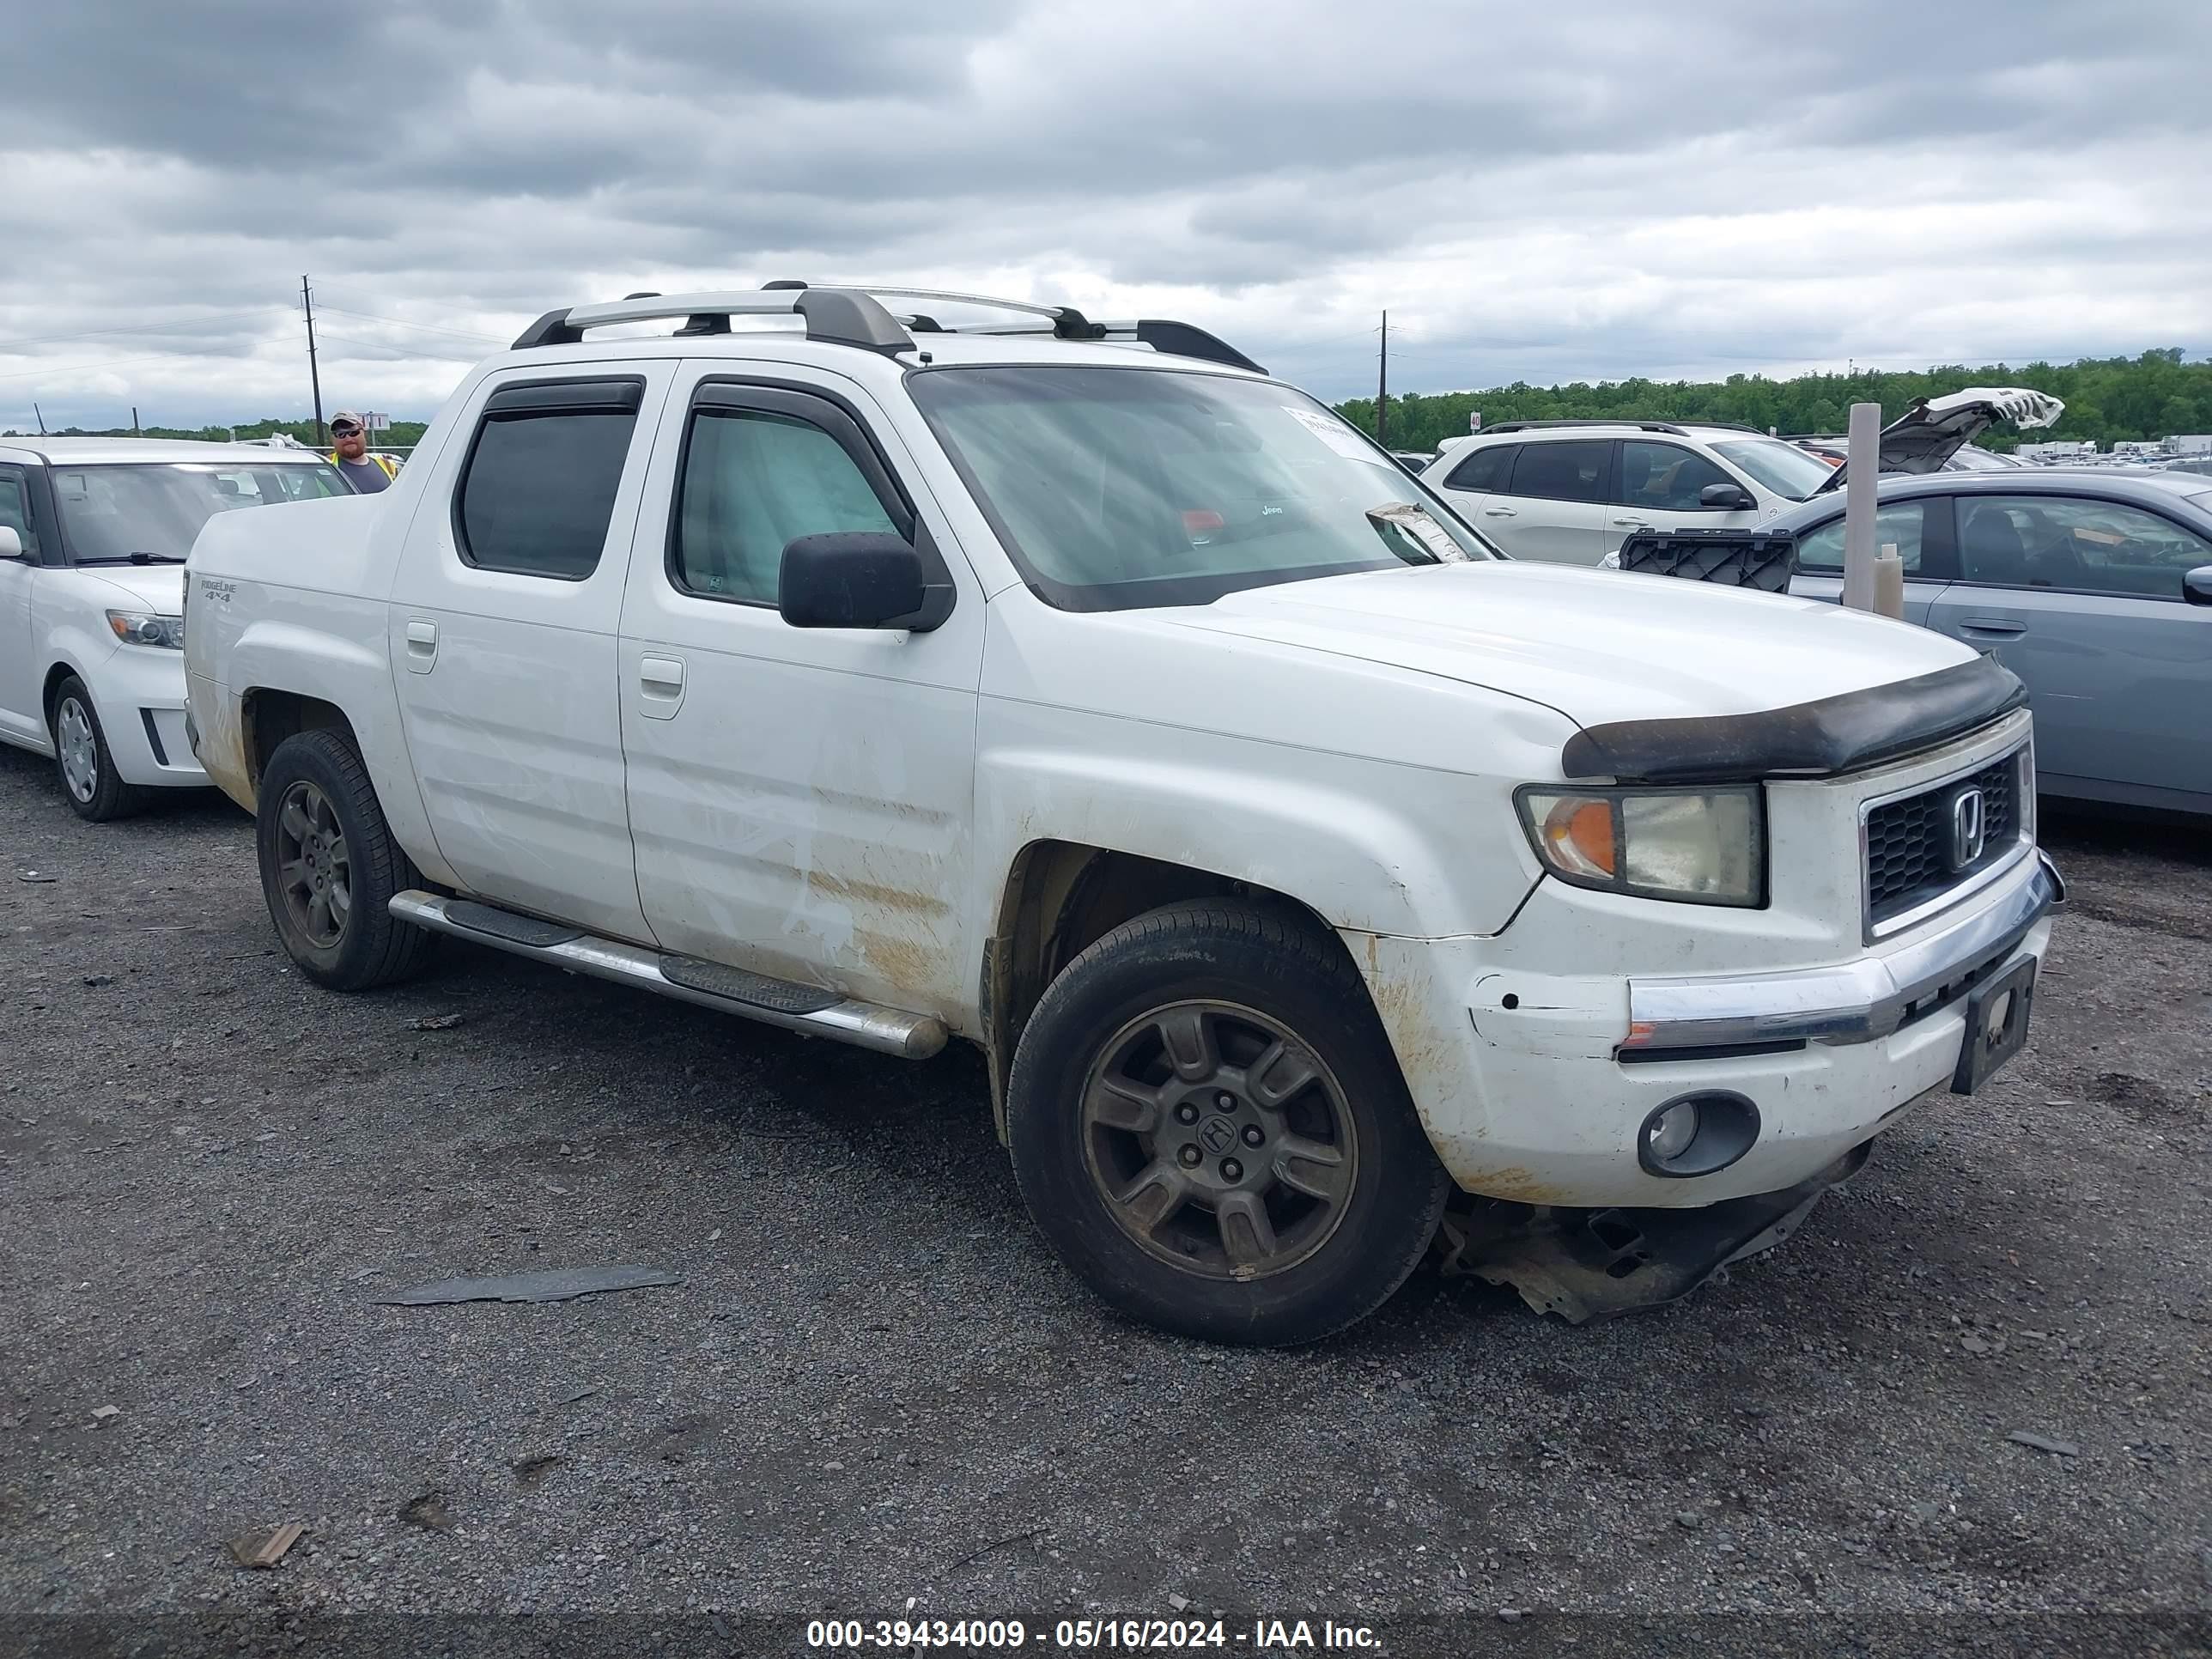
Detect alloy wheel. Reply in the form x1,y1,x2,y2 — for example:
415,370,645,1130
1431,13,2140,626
274,780,353,949
1079,999,1358,1281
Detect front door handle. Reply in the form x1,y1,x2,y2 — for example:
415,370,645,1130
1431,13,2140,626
1612,517,1651,527
1483,506,1517,518
404,619,437,673
1958,617,2027,636
638,653,686,720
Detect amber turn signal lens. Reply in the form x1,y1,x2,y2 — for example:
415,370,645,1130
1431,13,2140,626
1549,799,1618,876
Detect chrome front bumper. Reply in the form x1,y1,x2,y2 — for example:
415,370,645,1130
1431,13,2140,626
1625,852,2063,1052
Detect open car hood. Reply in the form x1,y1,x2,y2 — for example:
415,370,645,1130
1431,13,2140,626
1816,387,2064,493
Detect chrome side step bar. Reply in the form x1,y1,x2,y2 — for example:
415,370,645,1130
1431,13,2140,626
388,890,948,1060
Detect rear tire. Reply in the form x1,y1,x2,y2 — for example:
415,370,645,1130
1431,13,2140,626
1007,899,1450,1346
256,728,434,990
51,676,151,823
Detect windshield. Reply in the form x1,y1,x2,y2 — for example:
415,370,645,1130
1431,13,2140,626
53,462,349,563
1711,437,1836,502
908,366,1495,611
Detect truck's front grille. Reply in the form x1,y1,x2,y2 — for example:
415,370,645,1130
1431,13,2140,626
1865,753,2021,926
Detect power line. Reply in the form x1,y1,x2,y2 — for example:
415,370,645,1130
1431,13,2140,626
0,308,287,354
0,350,218,383
312,331,475,362
311,303,506,345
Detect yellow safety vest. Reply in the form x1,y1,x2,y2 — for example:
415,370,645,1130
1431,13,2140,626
331,451,398,478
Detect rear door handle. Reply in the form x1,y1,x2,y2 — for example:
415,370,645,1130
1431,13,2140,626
638,653,686,719
1959,617,2027,636
404,619,438,673
1483,506,1517,518
1612,517,1650,527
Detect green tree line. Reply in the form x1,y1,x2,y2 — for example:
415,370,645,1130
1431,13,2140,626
1338,349,2212,454
3,416,432,449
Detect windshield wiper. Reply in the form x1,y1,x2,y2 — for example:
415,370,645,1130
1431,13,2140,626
73,552,188,565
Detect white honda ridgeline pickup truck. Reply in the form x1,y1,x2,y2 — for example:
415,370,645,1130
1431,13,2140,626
183,285,2063,1345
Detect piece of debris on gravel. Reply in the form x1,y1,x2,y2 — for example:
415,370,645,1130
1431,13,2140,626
226,1522,305,1568
409,1012,466,1030
2008,1431,2082,1456
376,1266,681,1305
398,1492,455,1533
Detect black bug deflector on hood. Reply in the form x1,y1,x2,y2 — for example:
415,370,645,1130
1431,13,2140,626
1561,653,2026,785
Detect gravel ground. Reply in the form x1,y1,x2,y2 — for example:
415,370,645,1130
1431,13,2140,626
2,740,2208,1653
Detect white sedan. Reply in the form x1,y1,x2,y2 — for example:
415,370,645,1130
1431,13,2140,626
0,439,351,820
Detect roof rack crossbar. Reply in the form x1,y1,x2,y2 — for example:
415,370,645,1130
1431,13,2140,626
511,288,915,356
1478,418,1692,436
510,284,1265,374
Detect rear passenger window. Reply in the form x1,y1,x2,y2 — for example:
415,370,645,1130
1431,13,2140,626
673,408,899,605
1443,443,1516,493
1507,441,1609,503
456,379,642,580
1795,502,1928,574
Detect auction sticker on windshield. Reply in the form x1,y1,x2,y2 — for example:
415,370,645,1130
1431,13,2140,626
1281,405,1388,464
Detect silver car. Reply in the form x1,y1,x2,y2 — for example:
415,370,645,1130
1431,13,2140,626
1740,471,2212,815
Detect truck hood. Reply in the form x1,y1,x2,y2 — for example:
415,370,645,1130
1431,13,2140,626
1817,386,2064,492
76,562,185,613
1158,561,1974,730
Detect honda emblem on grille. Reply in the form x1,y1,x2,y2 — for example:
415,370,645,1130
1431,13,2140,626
1949,786,1987,870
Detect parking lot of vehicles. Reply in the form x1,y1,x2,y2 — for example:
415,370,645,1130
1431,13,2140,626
1615,470,2212,817
0,440,349,821
185,284,2063,1347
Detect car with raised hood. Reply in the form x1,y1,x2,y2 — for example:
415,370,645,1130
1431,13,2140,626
0,439,349,819
184,284,2062,1344
1616,466,2212,816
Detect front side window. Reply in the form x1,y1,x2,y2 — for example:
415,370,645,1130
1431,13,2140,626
909,367,1492,611
673,409,898,605
51,463,347,564
1955,495,2212,598
1711,437,1834,502
456,380,641,580
1505,440,1609,503
1794,501,1929,574
0,465,39,556
1616,441,1733,511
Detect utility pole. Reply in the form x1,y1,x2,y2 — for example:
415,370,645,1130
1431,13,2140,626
301,275,326,447
1376,310,1389,448
131,406,142,437
33,402,47,435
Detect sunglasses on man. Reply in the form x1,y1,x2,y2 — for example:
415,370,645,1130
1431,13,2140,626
331,422,362,438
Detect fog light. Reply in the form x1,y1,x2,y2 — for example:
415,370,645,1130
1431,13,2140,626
1637,1091,1761,1178
1644,1100,1699,1162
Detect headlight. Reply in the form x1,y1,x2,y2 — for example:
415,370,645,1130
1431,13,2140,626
106,610,185,649
1516,785,1765,906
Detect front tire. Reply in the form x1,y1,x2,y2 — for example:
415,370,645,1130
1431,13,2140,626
1007,900,1450,1346
256,728,434,990
51,676,151,823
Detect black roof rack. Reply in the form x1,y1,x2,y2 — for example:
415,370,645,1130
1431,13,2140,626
509,283,1265,374
1474,418,1771,438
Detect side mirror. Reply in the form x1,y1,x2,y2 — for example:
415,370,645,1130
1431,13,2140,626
2185,565,2212,607
1699,483,1757,510
779,532,949,631
0,526,21,560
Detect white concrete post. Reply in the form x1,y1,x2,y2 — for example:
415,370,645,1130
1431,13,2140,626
1842,401,1881,612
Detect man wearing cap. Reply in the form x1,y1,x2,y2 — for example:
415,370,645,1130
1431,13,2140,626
329,412,398,494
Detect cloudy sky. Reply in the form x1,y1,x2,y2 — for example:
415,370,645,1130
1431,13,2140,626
3,0,2208,431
